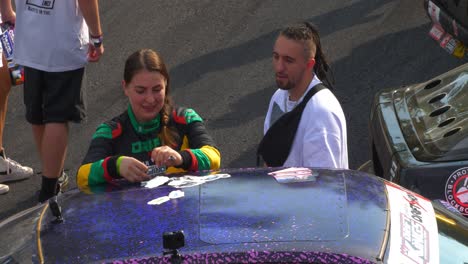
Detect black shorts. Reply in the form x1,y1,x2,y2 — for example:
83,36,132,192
23,67,87,124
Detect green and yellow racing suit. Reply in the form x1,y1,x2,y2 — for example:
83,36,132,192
77,106,220,190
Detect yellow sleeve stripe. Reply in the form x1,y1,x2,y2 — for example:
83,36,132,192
200,145,221,170
77,163,92,190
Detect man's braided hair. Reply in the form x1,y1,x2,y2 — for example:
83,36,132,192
279,22,335,89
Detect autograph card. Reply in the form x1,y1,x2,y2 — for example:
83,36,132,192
268,167,317,183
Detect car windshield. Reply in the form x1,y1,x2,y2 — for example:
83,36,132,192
0,204,44,263
432,200,468,263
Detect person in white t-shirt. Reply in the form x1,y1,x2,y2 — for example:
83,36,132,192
263,22,348,169
6,0,104,202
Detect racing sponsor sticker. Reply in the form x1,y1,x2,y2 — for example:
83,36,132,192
445,167,468,216
452,19,459,37
389,159,398,181
440,34,456,51
427,1,440,23
429,24,444,42
385,182,439,264
438,33,466,58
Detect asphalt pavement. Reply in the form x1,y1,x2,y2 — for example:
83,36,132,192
0,0,464,221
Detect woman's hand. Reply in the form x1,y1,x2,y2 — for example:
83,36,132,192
119,157,150,182
151,146,183,168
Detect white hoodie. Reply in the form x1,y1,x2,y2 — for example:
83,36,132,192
264,75,348,169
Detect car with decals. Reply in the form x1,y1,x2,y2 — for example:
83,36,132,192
425,0,468,58
366,62,468,219
0,167,466,263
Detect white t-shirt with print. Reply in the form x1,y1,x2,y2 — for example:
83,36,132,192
13,0,89,72
264,75,348,169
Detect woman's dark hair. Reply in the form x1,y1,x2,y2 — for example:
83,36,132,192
279,22,335,89
124,49,179,147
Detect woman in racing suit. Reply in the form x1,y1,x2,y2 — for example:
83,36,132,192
77,49,221,190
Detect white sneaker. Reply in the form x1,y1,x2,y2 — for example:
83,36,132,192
0,154,34,183
0,183,8,194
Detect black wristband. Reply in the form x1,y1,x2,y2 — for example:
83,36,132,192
107,156,121,178
176,151,192,170
89,35,103,48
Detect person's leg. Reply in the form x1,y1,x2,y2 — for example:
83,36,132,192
0,55,11,150
0,54,33,186
40,123,68,177
33,123,69,191
36,68,85,202
31,125,45,155
37,123,68,202
0,49,8,196
23,67,50,201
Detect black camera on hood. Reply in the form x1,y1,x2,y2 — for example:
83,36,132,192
163,230,185,250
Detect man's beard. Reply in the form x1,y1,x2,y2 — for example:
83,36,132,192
276,79,294,90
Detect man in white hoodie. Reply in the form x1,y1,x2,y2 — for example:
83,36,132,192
262,22,348,169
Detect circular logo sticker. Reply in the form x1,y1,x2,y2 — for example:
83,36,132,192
445,167,468,216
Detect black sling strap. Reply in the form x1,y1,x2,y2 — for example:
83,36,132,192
257,84,327,167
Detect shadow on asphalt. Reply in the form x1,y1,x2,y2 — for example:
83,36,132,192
170,0,393,92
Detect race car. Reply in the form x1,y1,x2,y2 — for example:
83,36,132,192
425,0,468,57
367,62,468,218
0,167,466,263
